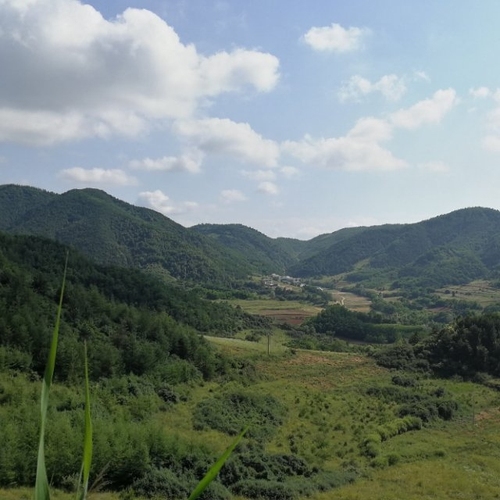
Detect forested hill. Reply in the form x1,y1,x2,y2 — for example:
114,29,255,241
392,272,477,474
192,223,299,274
289,207,500,287
0,184,256,283
0,231,265,380
3,184,500,290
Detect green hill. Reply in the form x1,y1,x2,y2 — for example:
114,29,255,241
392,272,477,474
0,230,265,379
289,207,500,289
3,184,500,291
191,223,298,274
0,185,253,283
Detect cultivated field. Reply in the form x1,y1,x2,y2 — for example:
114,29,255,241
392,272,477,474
230,298,323,325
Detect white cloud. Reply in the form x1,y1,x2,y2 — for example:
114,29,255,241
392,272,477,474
241,169,276,181
302,23,370,53
199,49,279,94
280,166,300,178
414,70,430,82
283,91,458,172
59,167,137,185
129,151,202,173
282,118,407,171
390,88,458,129
220,189,247,203
257,181,279,196
282,117,406,172
257,181,279,195
482,135,500,152
0,0,280,145
176,118,280,167
137,189,198,215
470,87,491,99
417,161,450,173
339,74,407,102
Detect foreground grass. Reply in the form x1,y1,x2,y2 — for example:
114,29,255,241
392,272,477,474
3,332,500,499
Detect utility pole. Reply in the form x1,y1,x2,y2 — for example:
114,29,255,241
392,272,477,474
267,332,271,356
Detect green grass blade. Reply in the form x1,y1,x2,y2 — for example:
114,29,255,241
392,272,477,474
77,341,93,500
188,426,248,500
35,252,69,500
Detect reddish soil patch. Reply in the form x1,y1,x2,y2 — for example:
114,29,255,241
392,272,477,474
258,309,316,325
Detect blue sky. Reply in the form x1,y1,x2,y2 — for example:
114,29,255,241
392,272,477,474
2,0,500,238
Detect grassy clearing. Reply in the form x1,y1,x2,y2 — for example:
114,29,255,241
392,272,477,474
205,339,500,499
436,279,500,307
205,328,290,355
4,322,500,499
329,291,372,313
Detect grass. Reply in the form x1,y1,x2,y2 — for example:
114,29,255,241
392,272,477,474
4,278,500,499
436,279,500,307
4,337,500,499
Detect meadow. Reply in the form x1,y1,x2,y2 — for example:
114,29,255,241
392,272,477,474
3,331,500,500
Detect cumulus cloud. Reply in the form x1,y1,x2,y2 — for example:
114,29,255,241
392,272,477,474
280,166,300,178
137,189,198,215
470,87,491,99
390,88,458,129
339,74,407,102
257,181,279,195
282,117,406,172
0,0,280,145
283,90,457,172
129,151,203,173
59,167,137,185
220,189,247,203
176,118,280,167
302,23,370,52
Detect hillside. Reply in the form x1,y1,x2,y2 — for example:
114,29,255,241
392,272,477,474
0,231,268,378
3,184,500,291
192,223,299,274
289,207,500,289
0,185,254,283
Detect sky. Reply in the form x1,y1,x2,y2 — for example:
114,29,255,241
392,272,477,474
2,1,500,239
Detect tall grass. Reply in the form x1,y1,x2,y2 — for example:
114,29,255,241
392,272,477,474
34,253,68,500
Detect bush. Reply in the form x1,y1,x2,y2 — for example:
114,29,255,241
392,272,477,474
391,374,418,387
193,390,287,440
232,479,297,500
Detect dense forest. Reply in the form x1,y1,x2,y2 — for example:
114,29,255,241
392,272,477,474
4,185,500,295
0,231,267,382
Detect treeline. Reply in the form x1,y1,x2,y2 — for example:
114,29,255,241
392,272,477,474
304,304,425,344
375,312,500,379
0,232,263,382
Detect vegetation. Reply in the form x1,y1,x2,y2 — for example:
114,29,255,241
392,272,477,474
5,183,500,499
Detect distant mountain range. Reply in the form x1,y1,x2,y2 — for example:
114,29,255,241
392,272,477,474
2,184,500,289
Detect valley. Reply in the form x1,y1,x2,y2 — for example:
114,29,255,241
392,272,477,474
2,184,500,499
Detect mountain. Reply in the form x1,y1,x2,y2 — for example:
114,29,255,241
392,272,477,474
0,185,254,283
289,207,500,288
191,223,298,274
0,184,56,229
3,184,500,291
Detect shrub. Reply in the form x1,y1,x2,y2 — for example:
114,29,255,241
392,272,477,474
193,390,287,441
